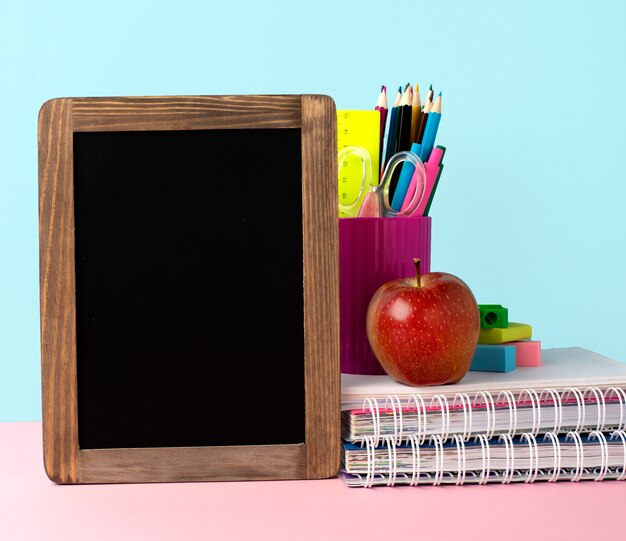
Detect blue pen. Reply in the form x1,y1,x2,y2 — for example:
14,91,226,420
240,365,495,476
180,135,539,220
390,142,422,211
419,93,441,162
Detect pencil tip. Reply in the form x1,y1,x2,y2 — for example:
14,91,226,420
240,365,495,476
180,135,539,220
381,85,385,92
415,83,420,92
429,84,433,90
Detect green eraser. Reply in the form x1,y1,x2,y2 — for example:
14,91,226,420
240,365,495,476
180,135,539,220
478,304,509,329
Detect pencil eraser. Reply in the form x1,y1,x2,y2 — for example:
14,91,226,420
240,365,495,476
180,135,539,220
509,340,542,367
478,304,508,329
478,322,532,344
469,345,516,372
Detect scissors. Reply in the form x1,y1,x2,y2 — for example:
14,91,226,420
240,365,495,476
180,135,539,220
337,145,426,218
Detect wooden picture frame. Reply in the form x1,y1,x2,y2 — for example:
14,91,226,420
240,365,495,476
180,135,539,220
38,95,339,484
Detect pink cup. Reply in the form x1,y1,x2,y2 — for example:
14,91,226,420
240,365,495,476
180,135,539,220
339,217,432,375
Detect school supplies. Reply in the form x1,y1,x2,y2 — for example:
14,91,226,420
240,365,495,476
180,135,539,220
337,110,381,217
476,307,540,369
340,347,626,487
470,344,516,372
479,322,533,344
374,81,444,217
400,146,445,216
375,86,388,170
415,84,434,144
382,87,402,171
390,141,422,211
342,431,626,487
479,304,509,329
410,84,420,143
511,340,543,367
339,217,432,375
418,93,441,162
39,94,340,484
356,151,426,218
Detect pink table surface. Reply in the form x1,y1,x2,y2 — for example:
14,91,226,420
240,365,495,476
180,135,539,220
1,422,624,541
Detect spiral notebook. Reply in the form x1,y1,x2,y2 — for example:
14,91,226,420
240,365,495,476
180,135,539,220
342,430,626,487
342,348,626,444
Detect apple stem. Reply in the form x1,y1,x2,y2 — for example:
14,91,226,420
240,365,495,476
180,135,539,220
413,258,422,288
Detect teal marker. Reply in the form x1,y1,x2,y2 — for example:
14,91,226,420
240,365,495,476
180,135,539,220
390,142,421,211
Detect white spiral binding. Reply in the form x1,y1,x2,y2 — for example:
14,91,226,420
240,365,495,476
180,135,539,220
609,430,626,481
542,432,562,482
408,434,422,486
562,388,586,432
605,387,626,431
520,433,539,483
430,395,451,442
474,391,496,440
384,395,403,446
498,433,515,484
356,385,626,459
364,436,376,488
539,388,562,434
587,431,609,482
430,435,444,485
382,435,397,486
475,434,491,484
496,390,518,437
407,394,427,444
584,387,606,431
362,398,381,448
565,431,584,482
452,393,473,442
453,434,467,485
518,389,541,437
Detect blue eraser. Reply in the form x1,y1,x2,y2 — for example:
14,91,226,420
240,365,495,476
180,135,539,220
469,344,516,372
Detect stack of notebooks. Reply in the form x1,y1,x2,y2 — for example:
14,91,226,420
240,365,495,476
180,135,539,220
341,348,626,487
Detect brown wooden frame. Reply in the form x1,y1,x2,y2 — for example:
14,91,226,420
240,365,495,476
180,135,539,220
38,95,339,484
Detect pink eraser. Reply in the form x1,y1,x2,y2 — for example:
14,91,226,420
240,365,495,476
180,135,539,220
510,340,542,367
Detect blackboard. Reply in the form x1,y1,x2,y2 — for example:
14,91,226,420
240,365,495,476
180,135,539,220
38,95,339,483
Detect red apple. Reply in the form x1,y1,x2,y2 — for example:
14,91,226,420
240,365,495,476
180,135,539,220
366,259,479,386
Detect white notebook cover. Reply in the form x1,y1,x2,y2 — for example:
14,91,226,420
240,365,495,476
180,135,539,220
341,347,626,410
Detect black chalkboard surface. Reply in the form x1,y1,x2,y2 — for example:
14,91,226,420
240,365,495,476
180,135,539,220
39,95,339,484
73,129,305,449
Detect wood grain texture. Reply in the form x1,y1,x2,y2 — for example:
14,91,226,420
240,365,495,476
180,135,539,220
38,94,339,483
72,95,301,132
38,98,79,484
301,95,341,479
78,444,306,484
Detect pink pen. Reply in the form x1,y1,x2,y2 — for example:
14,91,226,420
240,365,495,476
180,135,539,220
400,146,444,216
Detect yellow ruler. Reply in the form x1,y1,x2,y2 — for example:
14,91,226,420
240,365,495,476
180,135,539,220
337,110,380,217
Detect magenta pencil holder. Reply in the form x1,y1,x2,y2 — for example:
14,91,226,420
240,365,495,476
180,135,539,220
339,216,432,375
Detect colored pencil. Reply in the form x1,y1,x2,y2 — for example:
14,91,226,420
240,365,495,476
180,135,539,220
388,86,412,201
416,85,434,144
410,84,421,142
396,84,412,152
375,85,388,172
383,86,402,171
419,92,441,161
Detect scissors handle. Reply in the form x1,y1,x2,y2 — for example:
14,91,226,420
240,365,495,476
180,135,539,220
358,151,426,218
337,145,372,217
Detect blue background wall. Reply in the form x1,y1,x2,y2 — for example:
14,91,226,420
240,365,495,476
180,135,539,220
1,0,624,421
